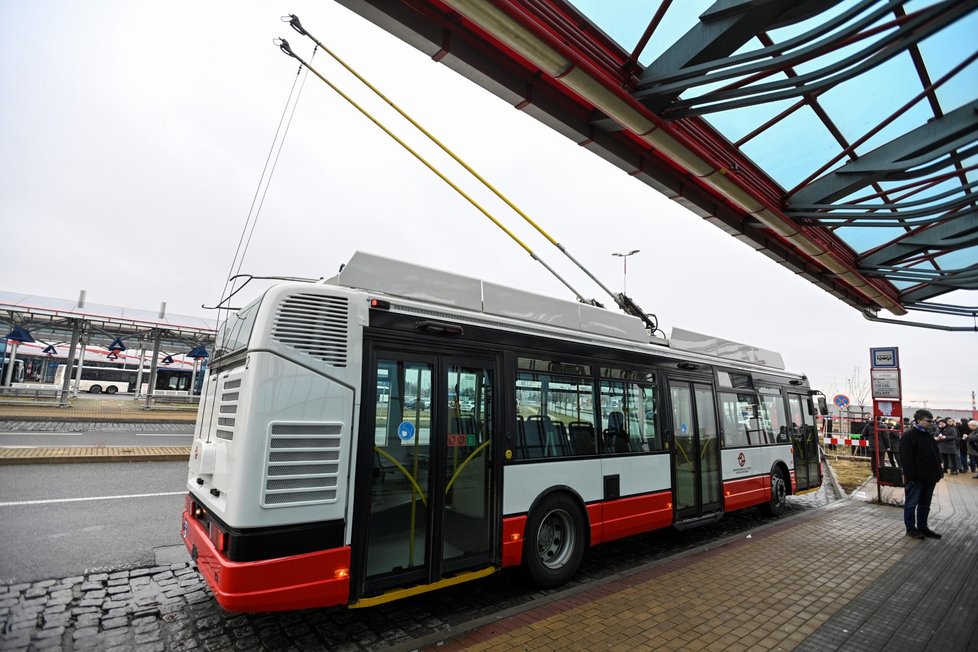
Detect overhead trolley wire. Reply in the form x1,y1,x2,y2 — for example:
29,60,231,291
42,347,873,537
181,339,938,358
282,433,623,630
211,45,319,317
273,33,590,307
277,15,662,335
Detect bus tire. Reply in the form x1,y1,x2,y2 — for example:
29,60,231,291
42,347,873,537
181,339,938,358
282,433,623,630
523,493,585,588
759,468,787,517
105,386,118,395
89,385,102,394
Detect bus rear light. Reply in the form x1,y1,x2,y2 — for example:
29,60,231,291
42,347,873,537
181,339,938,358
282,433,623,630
209,524,227,552
509,533,521,542
334,568,349,579
369,298,390,310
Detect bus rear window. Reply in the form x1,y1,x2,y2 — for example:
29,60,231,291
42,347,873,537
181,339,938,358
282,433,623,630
215,298,262,357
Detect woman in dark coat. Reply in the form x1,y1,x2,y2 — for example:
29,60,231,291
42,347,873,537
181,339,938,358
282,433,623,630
936,419,959,475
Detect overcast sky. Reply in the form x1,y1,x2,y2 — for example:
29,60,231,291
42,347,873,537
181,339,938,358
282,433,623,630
2,1,976,409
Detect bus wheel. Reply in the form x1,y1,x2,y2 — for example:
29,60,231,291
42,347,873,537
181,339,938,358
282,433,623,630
760,469,787,517
524,493,585,588
89,385,102,394
105,386,118,395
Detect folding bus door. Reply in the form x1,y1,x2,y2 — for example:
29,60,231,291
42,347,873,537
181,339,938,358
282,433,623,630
788,392,821,491
355,351,498,599
668,379,722,521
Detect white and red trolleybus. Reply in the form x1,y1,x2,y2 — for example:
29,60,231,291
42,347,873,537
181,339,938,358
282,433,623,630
182,252,826,611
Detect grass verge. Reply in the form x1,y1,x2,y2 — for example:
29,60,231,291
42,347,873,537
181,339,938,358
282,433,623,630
826,456,875,493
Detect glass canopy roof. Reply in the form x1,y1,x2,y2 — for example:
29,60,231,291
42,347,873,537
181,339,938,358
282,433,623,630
336,0,977,329
569,0,978,326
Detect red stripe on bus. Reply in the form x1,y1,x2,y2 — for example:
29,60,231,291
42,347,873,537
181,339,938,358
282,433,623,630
182,510,350,612
722,475,770,512
596,492,673,543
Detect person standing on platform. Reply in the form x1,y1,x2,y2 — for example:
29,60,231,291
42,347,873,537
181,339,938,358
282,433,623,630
886,420,900,468
936,418,959,475
865,418,887,474
958,419,972,473
967,420,978,478
901,409,944,540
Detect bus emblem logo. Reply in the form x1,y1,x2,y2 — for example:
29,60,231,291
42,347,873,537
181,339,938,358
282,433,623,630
738,452,746,467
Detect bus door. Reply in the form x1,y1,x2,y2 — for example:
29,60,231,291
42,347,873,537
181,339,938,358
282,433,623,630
667,379,721,521
787,393,819,491
355,351,498,599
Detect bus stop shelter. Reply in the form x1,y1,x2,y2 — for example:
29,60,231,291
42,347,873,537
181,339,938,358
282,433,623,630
0,290,216,407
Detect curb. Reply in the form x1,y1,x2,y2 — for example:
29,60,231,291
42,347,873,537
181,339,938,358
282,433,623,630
0,447,191,465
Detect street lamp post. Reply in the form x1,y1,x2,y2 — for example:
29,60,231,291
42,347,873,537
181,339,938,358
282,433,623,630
612,250,640,295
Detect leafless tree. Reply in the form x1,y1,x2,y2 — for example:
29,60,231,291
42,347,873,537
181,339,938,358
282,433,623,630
846,366,871,419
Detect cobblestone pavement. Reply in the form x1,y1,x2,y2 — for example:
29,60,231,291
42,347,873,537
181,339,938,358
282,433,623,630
0,477,835,652
0,422,193,434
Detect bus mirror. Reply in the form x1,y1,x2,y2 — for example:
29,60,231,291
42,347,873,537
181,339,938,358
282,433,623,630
816,396,828,416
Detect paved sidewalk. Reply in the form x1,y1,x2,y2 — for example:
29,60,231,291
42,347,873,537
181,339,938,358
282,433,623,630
0,398,194,464
0,446,190,464
422,474,978,651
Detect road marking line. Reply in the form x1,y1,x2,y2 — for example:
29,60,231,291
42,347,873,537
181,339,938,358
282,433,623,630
0,432,84,437
0,491,185,507
134,434,194,438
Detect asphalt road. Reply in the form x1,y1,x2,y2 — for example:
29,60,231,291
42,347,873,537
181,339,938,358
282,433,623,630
0,461,189,584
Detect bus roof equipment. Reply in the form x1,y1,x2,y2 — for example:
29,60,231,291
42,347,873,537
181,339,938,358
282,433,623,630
328,251,785,370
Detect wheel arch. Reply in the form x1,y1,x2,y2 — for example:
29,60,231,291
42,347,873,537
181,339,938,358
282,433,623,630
524,484,591,549
770,460,793,496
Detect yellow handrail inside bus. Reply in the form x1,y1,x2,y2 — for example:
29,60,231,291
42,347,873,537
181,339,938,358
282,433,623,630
374,447,427,507
445,439,492,495
676,439,691,465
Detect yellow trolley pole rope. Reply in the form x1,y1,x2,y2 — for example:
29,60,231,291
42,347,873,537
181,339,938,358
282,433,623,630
283,14,625,309
274,36,589,304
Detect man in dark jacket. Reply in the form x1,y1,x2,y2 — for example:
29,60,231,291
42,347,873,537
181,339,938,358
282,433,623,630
901,409,944,539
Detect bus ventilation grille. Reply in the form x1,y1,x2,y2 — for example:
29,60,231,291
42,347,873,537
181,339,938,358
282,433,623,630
263,423,343,507
272,294,349,367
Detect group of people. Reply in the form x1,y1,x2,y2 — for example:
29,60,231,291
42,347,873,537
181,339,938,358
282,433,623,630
933,416,978,476
901,409,978,540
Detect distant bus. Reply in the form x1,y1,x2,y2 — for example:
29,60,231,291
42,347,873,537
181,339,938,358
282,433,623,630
53,365,195,394
0,359,26,385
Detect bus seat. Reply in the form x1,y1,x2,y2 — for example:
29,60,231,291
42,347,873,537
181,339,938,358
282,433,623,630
604,411,629,453
553,421,571,456
569,421,596,455
526,414,564,458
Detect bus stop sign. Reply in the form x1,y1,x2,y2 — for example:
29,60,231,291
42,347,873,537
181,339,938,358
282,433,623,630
833,394,850,409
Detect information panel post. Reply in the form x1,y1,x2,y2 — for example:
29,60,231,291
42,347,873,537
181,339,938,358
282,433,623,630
870,347,903,497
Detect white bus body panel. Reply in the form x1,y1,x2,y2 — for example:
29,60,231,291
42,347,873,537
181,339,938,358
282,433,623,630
188,284,367,538
503,454,671,516
720,445,793,482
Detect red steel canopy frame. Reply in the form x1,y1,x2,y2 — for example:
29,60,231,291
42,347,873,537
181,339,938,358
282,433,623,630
333,0,978,329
